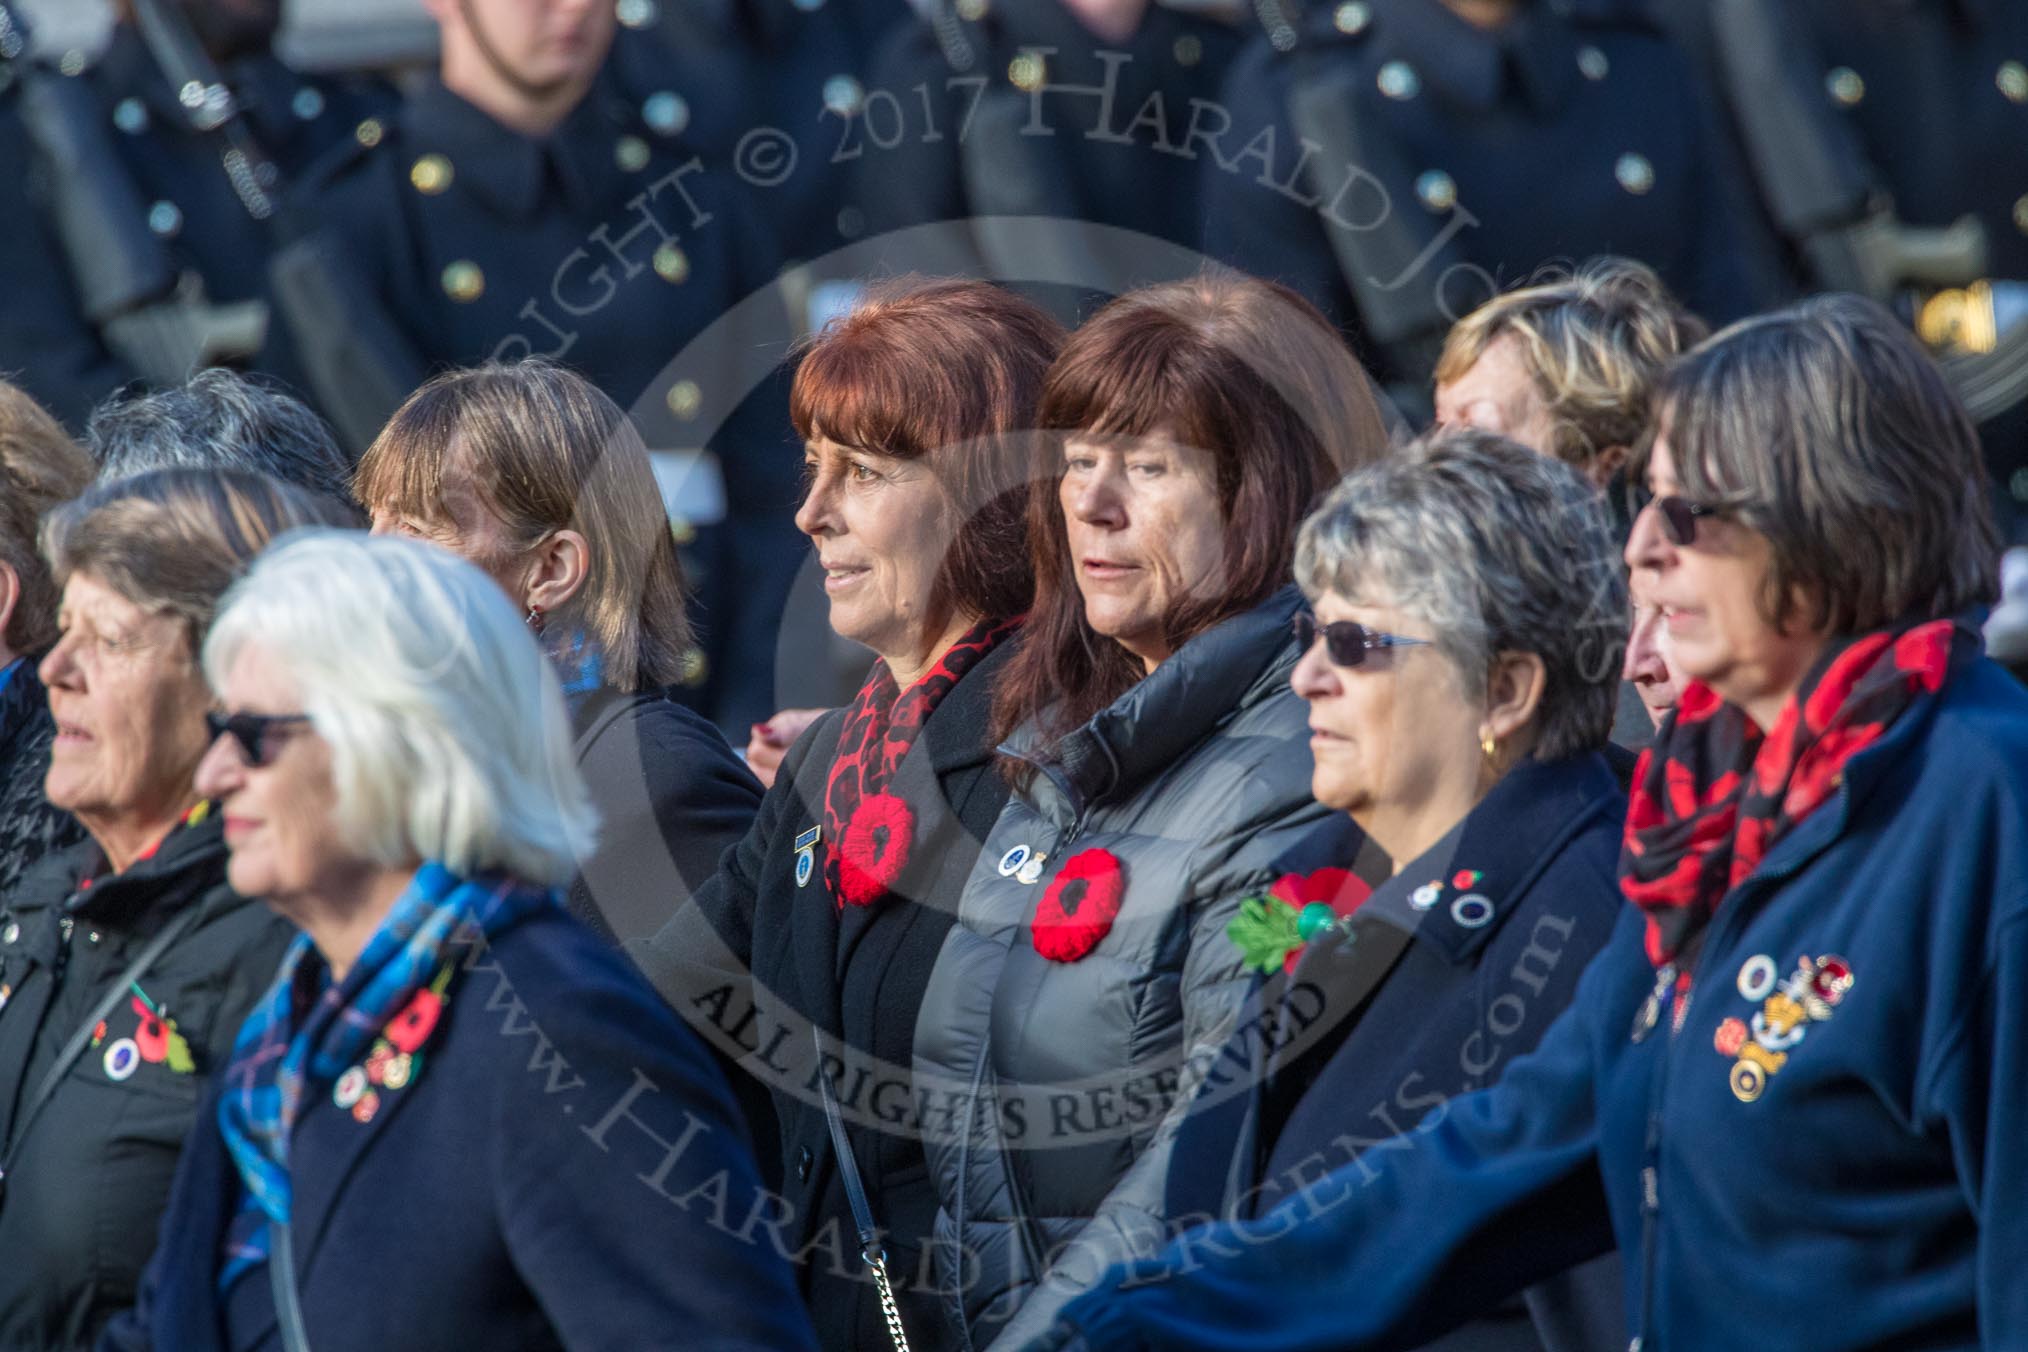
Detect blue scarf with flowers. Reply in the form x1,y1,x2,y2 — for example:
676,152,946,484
214,862,554,1289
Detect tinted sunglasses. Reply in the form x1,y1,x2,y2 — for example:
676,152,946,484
1292,613,1433,668
1653,494,1724,547
204,711,311,768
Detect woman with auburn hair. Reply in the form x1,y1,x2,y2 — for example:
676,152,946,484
356,359,760,945
0,379,94,892
1029,296,2028,1352
911,273,1392,1348
633,278,1064,1352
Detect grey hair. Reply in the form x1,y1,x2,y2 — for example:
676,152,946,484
1295,428,1628,760
87,369,353,502
204,530,597,886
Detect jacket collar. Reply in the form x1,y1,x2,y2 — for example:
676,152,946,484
1370,0,1578,116
12,805,228,927
1009,586,1307,824
1345,750,1621,965
404,72,632,220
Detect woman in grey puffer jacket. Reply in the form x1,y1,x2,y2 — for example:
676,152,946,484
912,277,1393,1349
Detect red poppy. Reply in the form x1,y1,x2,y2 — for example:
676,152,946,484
132,996,168,1063
1713,1017,1748,1057
1032,849,1127,963
385,988,443,1054
1268,867,1372,973
838,792,916,908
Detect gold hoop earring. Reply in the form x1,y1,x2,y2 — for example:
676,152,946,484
1481,731,1497,759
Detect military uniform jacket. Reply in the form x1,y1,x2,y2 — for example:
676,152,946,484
0,812,292,1352
631,639,1020,1352
1202,0,1782,393
1053,657,2028,1351
289,70,799,509
849,0,1243,310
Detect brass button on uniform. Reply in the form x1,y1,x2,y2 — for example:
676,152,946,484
441,260,484,302
409,153,453,194
653,243,691,284
2000,61,2028,103
1415,170,1458,212
1008,54,1045,93
1615,152,1655,195
1377,61,1420,100
355,117,385,148
642,91,689,136
615,135,651,173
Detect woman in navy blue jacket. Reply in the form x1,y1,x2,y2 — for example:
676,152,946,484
102,531,815,1352
1162,431,1629,1352
1030,295,2027,1352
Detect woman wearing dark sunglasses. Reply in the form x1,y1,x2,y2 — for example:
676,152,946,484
1156,429,1632,1352
1028,295,2027,1352
105,530,817,1352
0,467,354,1350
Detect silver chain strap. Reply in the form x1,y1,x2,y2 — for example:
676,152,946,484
865,1246,914,1352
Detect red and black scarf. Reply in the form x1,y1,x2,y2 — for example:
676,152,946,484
822,615,1021,909
1620,619,1978,970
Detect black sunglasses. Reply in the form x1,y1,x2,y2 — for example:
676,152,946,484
1653,494,1724,547
1292,613,1433,668
204,711,311,768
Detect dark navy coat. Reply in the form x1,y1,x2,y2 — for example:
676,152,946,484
1048,657,2028,1352
1162,752,1626,1352
631,639,1020,1352
100,906,820,1352
1202,0,1783,406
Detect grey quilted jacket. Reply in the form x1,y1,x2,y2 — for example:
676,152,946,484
912,587,1331,1349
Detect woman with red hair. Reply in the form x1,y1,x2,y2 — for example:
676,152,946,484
634,278,1064,1352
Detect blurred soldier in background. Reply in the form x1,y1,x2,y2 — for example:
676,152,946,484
1202,0,1786,419
845,0,1246,321
0,0,392,428
280,0,806,730
1675,0,2028,539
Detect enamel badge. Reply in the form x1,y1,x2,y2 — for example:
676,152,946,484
794,826,821,889
1720,953,1854,1102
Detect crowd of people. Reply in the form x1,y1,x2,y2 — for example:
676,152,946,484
0,249,2022,1352
0,0,2025,1349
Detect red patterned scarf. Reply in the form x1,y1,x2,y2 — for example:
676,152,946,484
823,616,1020,908
1620,619,1977,970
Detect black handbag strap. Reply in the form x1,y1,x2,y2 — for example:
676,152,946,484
0,902,202,1188
814,1026,914,1352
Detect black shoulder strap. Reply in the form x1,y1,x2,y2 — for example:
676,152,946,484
0,902,204,1190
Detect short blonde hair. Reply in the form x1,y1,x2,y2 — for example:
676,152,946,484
205,531,598,887
0,382,94,654
1435,257,1705,471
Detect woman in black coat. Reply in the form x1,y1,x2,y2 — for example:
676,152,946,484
1160,431,1634,1352
356,359,762,946
632,279,1065,1352
105,530,814,1352
0,470,352,1351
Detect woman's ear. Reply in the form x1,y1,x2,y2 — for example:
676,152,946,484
1482,649,1548,749
523,529,591,615
0,561,20,663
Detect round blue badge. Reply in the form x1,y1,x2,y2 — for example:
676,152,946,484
795,849,815,888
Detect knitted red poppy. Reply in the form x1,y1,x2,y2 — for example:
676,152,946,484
838,792,917,908
1621,619,1972,971
821,616,1020,909
1032,848,1127,962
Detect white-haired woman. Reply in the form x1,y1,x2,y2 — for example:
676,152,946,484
102,532,817,1352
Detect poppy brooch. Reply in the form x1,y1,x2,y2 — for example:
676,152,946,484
1227,867,1374,974
333,962,454,1124
1031,848,1127,962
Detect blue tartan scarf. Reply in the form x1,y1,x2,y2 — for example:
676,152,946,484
215,862,554,1289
